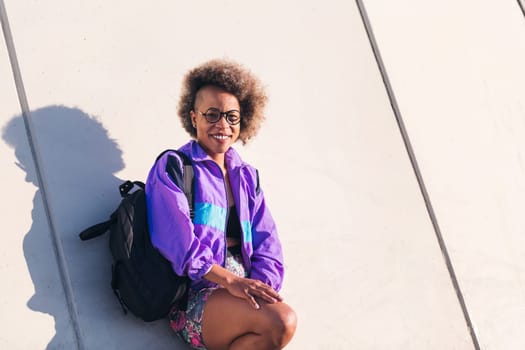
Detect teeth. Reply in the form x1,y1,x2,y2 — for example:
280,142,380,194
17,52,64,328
212,135,229,140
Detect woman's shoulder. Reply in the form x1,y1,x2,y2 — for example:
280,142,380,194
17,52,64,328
232,158,261,194
148,142,193,187
152,141,193,165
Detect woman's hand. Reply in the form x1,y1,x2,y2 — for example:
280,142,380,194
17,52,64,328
204,264,283,309
225,276,283,309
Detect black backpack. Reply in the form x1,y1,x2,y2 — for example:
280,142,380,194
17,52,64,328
79,150,193,322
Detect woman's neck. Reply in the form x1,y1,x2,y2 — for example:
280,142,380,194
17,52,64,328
197,141,227,173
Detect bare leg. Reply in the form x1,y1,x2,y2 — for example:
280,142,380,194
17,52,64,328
202,289,297,350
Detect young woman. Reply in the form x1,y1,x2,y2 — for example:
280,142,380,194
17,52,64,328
145,59,297,350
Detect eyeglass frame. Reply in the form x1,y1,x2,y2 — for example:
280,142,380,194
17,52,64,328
197,108,241,125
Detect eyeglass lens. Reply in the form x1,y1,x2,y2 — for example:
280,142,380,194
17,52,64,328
203,108,240,125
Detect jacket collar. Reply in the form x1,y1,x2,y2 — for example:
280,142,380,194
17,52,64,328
184,140,245,170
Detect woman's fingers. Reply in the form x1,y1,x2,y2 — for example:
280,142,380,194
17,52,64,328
244,288,260,309
246,281,282,304
229,277,283,308
258,281,282,300
257,290,281,304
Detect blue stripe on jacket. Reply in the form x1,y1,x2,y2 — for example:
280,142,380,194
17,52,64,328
193,202,227,231
241,220,252,243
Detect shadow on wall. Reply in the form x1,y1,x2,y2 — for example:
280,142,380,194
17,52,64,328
3,105,187,349
2,105,125,348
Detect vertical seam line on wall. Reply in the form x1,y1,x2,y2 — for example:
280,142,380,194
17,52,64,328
518,0,525,18
0,2,84,349
354,1,481,349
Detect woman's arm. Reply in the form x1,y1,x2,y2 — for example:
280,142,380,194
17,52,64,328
249,186,285,292
145,152,215,280
204,264,282,309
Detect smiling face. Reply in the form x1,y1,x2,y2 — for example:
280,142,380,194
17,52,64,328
191,85,241,165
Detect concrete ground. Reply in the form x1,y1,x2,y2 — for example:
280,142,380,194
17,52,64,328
1,1,525,349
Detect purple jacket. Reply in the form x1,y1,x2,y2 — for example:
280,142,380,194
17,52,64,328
145,140,284,291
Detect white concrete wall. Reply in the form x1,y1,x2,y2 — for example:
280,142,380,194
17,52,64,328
1,16,76,350
2,0,523,349
363,1,525,349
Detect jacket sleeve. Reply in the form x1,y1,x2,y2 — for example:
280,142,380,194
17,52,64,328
145,152,214,281
249,181,285,292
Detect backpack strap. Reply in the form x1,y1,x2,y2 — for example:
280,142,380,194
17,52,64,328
79,150,195,241
79,220,112,240
160,149,195,220
79,181,146,241
174,150,195,220
119,180,144,197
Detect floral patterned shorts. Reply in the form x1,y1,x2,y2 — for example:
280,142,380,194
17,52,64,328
169,248,247,350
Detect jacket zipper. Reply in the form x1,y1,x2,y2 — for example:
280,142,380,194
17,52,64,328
209,160,229,267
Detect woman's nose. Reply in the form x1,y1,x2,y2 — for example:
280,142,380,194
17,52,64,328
215,116,230,128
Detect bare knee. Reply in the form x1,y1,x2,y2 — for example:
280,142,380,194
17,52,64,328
265,303,298,348
202,290,297,350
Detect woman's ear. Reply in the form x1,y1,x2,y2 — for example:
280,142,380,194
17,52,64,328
190,110,196,128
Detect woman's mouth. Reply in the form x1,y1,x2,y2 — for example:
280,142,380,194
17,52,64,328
210,134,231,140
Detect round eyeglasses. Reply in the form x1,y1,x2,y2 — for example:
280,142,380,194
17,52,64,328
198,108,241,125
